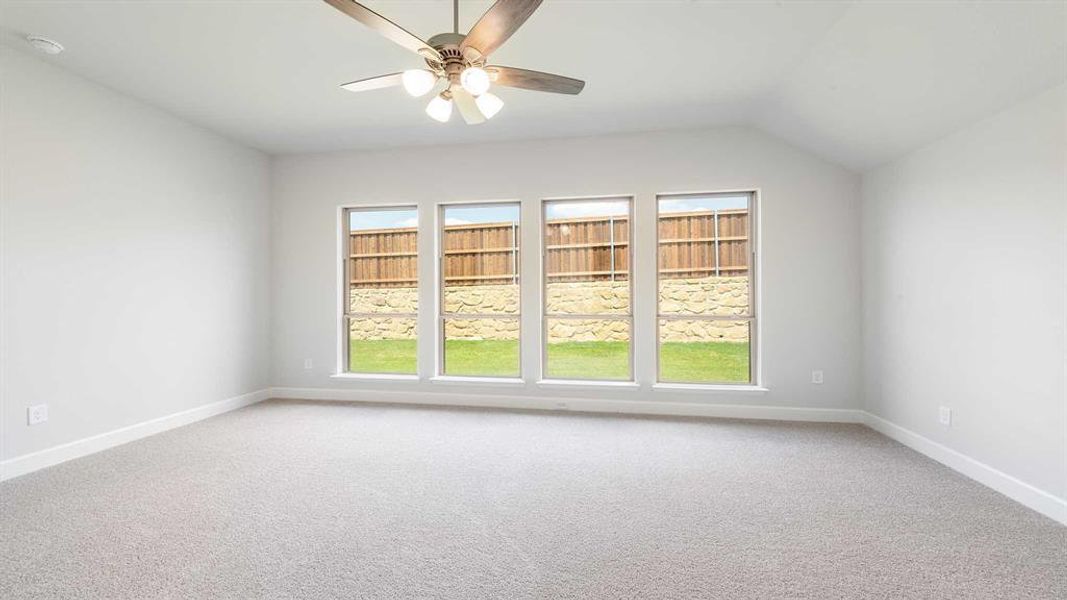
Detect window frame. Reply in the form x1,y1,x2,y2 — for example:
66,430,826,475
436,200,523,379
340,204,421,377
654,191,759,386
539,195,635,383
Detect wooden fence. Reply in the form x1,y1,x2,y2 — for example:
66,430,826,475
348,210,748,288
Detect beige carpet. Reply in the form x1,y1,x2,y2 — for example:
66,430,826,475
1,399,1064,599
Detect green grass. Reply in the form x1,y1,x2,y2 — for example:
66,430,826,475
350,339,749,382
545,341,631,380
658,341,750,383
348,339,520,377
350,339,418,374
443,340,520,377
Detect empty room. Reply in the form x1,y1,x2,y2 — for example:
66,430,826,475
1,0,1064,598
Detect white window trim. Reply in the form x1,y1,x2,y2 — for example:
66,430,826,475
654,190,761,387
652,383,768,393
429,375,526,387
331,373,420,382
334,190,765,394
540,195,636,383
338,204,421,377
436,200,523,379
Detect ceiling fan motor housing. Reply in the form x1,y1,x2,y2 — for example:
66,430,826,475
426,33,485,82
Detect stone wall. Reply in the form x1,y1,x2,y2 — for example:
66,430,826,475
349,277,749,342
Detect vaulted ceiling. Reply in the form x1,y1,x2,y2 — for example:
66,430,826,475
2,0,1063,170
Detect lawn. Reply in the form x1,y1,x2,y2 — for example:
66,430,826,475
350,339,749,382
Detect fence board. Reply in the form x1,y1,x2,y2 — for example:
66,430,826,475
349,210,748,287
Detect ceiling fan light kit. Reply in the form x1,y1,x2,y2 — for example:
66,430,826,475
401,69,437,97
324,0,585,125
475,92,504,119
426,92,454,123
460,67,491,96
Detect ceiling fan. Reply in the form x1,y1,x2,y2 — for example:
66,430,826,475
323,0,585,124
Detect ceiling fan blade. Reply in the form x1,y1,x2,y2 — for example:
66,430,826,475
488,66,585,95
461,0,543,58
451,88,487,125
340,72,404,93
323,0,442,62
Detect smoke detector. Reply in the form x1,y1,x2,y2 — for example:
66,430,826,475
26,36,64,55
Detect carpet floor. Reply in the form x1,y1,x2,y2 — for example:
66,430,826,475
1,399,1064,599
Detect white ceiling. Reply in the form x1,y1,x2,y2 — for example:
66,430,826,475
1,0,1064,170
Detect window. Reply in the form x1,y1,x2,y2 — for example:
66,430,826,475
344,206,419,375
656,192,756,384
542,197,633,381
439,203,521,378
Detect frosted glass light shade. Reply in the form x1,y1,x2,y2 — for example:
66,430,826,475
460,67,491,96
402,69,437,97
475,92,504,119
425,94,453,122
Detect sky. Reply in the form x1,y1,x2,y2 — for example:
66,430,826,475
545,199,629,220
658,195,749,214
349,196,748,231
442,204,520,226
349,208,418,231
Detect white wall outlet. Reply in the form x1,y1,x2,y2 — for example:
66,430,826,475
555,402,569,411
939,406,952,427
303,358,313,370
811,370,824,384
27,404,48,425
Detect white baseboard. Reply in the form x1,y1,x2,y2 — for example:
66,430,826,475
269,386,866,423
863,412,1067,526
0,388,271,482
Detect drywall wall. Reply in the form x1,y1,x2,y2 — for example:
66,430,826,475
0,49,271,463
271,126,861,409
861,84,1066,500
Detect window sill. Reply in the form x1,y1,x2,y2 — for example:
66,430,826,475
652,383,768,393
429,376,526,387
331,373,419,382
536,379,640,390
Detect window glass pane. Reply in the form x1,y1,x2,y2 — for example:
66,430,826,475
544,199,630,315
350,287,418,315
657,195,749,316
442,204,520,314
443,284,519,315
658,319,750,383
349,317,417,374
545,318,630,380
349,208,418,313
443,318,520,377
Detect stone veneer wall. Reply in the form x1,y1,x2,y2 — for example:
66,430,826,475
349,277,749,342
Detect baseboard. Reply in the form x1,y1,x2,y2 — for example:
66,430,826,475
863,412,1067,526
269,386,866,423
0,388,271,482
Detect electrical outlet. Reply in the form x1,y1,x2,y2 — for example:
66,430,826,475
303,358,314,370
811,370,824,384
555,402,569,411
939,406,952,427
27,404,48,426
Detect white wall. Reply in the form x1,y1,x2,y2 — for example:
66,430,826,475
271,126,862,411
861,85,1066,500
0,50,272,462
